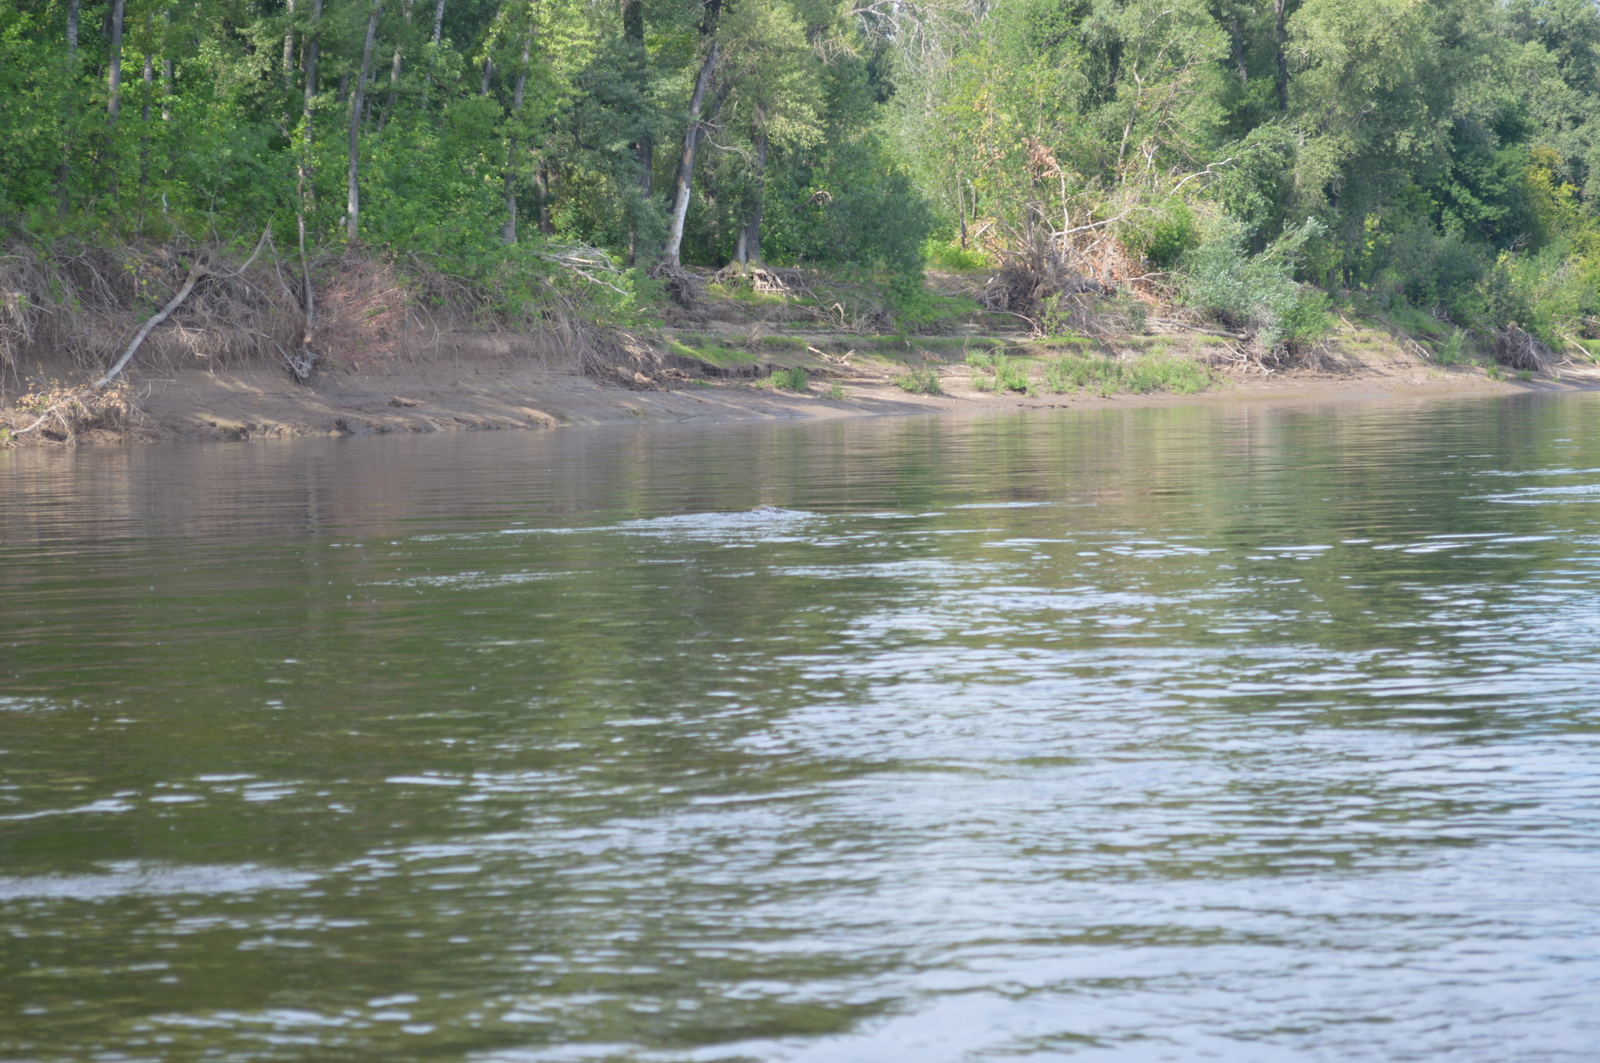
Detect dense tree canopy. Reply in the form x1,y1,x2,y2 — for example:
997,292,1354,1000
1,0,1596,345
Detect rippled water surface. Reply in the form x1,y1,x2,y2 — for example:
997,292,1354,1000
5,395,1600,1062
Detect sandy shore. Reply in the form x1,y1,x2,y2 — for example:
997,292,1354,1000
4,326,1597,448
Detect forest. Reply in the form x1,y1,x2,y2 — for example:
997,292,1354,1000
2,0,1599,375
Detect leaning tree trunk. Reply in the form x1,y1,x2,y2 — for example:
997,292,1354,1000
346,0,382,245
501,32,532,245
734,123,767,266
662,40,719,268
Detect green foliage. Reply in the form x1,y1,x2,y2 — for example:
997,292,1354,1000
924,240,990,270
966,350,1031,393
1041,351,1213,396
1120,199,1200,270
769,366,808,391
1437,329,1469,365
1180,218,1331,348
895,366,942,394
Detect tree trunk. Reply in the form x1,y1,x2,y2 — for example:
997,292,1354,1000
139,51,152,198
536,164,552,235
662,40,719,268
502,33,532,245
347,0,382,245
736,123,767,266
421,0,446,111
283,0,296,88
378,41,402,133
1229,14,1248,85
299,0,323,338
624,0,650,195
107,0,125,195
1273,0,1288,113
57,0,80,216
480,56,493,96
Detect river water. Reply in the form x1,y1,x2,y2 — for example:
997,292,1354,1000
4,394,1600,1062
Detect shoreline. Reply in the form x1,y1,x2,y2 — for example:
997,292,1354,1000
4,330,1597,448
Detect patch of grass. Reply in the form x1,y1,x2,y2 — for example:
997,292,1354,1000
1485,362,1506,381
667,338,757,366
966,350,1031,393
1041,351,1213,397
770,366,809,392
924,239,991,270
1515,368,1534,381
895,367,942,394
756,335,810,351
828,381,846,400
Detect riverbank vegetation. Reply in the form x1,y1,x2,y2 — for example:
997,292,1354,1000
2,0,1598,404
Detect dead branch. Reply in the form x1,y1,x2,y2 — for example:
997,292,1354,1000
91,260,209,390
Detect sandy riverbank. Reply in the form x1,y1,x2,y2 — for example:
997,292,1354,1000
3,323,1596,448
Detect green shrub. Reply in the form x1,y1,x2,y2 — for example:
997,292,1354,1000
896,367,943,394
1180,216,1331,349
1436,329,1468,365
770,367,809,392
966,350,1030,392
1120,197,1201,270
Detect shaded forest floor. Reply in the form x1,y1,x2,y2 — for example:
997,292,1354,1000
3,264,1596,448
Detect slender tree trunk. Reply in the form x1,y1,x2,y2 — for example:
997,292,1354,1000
624,0,650,195
347,0,382,245
536,163,552,235
502,33,532,245
1229,14,1248,85
299,0,323,337
956,172,967,250
107,0,125,196
379,43,402,133
139,51,152,200
1273,0,1289,113
378,0,409,131
736,122,767,266
480,55,493,96
57,0,80,216
421,0,446,110
663,40,718,267
283,0,297,88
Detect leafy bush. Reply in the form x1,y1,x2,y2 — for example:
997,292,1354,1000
1120,198,1200,270
896,367,943,394
1179,217,1331,349
770,366,809,391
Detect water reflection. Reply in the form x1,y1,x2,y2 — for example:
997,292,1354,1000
3,393,1600,1060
